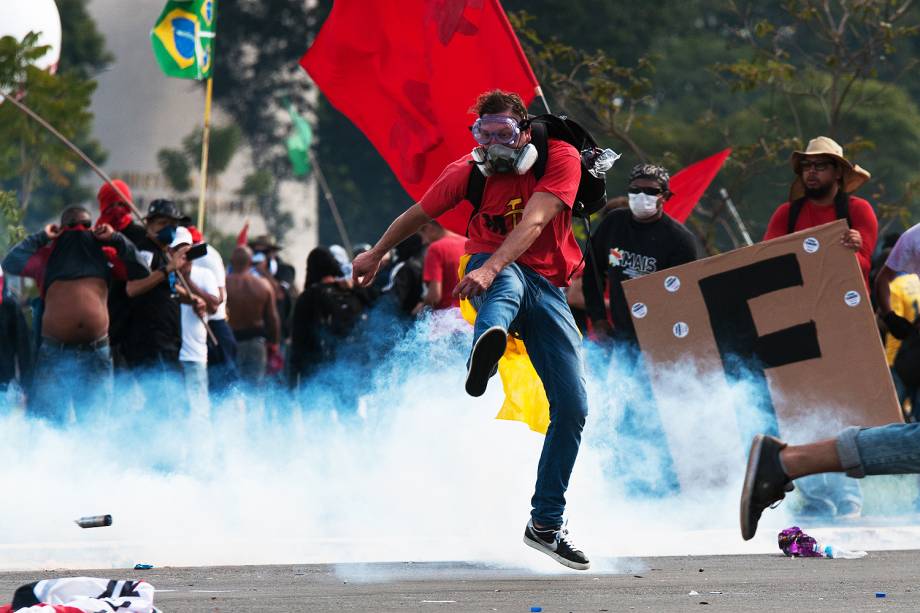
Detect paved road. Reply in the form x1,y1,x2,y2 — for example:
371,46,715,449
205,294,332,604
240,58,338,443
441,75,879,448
0,552,917,612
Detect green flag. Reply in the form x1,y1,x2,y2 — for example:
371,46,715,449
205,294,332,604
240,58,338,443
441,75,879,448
151,0,216,80
286,103,313,177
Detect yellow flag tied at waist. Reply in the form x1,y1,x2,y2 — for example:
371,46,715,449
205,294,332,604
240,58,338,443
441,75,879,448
458,254,550,434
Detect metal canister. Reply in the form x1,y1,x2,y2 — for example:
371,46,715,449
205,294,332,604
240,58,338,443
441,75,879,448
74,514,113,528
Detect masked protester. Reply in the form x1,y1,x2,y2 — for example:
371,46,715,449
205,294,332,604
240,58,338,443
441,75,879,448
352,89,590,570
2,206,149,423
120,200,194,376
583,164,699,345
761,137,877,522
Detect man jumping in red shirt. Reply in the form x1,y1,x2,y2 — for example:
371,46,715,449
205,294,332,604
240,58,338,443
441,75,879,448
353,90,590,569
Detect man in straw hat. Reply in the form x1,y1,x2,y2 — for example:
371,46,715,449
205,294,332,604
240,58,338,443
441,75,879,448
759,136,878,522
764,136,877,286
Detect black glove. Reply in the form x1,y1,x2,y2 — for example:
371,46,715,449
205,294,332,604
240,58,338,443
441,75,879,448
884,311,915,340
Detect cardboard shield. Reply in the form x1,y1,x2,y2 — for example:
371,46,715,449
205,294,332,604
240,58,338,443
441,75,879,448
622,220,901,442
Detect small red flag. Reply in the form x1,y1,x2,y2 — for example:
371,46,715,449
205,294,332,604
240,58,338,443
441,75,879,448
236,220,250,247
664,148,731,223
301,0,539,234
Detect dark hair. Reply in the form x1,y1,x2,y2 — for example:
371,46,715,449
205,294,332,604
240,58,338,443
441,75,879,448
470,90,527,121
305,247,343,287
60,206,90,225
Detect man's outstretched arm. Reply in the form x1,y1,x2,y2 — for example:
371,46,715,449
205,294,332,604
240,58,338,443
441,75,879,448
454,192,564,299
352,203,431,286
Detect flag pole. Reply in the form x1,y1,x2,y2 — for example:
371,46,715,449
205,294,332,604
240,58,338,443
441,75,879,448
535,85,552,114
308,150,353,255
2,92,219,344
196,77,214,230
718,187,754,246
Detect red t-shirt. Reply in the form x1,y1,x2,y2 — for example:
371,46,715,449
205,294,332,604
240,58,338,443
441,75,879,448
763,196,878,286
418,139,583,287
422,232,467,309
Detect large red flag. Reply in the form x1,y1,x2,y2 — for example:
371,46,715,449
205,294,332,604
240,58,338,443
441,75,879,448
664,148,732,223
301,0,540,234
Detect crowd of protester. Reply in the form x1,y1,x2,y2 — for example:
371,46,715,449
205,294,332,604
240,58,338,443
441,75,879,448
1,134,919,526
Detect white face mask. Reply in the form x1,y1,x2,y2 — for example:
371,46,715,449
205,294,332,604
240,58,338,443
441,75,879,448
628,192,660,219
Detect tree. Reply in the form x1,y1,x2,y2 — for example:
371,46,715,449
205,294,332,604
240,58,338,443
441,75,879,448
209,0,317,238
0,34,96,217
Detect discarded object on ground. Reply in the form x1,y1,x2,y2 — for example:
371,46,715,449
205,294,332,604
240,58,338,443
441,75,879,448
75,515,112,529
778,526,823,557
779,526,867,558
0,577,160,612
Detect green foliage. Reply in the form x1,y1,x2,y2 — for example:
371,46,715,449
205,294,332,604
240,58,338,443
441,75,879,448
157,149,192,193
183,124,243,176
0,1,111,227
0,33,96,217
210,0,317,238
0,190,26,252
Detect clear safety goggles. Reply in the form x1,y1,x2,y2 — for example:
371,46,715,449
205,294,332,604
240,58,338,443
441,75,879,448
470,114,523,146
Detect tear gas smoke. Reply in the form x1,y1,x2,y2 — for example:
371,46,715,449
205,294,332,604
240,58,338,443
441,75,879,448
0,309,914,571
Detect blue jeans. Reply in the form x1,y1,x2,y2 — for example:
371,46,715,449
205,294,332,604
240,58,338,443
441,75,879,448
29,339,113,423
838,423,920,477
466,253,588,528
207,319,239,394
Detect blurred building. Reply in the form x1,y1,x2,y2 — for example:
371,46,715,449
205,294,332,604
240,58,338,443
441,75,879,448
86,0,318,286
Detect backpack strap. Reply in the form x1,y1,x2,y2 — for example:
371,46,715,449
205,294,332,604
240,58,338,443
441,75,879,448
787,197,806,235
530,119,549,181
464,165,486,237
835,192,852,229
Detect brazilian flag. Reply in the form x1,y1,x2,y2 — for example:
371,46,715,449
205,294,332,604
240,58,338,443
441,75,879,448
150,0,216,80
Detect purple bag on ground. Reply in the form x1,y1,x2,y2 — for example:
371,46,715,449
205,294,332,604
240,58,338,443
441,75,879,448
778,526,824,557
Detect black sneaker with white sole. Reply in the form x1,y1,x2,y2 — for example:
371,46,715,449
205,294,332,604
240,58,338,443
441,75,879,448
523,519,590,570
740,434,795,540
465,326,507,397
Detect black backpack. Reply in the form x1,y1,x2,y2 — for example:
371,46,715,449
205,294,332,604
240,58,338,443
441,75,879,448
465,114,608,228
317,283,366,338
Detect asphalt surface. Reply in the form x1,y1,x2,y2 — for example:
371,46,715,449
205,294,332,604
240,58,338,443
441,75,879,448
0,552,918,612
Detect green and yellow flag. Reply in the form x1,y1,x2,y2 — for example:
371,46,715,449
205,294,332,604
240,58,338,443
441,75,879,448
150,0,216,80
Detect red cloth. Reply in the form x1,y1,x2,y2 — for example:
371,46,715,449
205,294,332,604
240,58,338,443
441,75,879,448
764,196,878,286
665,148,731,223
96,180,134,231
187,225,203,244
301,0,539,236
423,232,467,308
419,139,582,286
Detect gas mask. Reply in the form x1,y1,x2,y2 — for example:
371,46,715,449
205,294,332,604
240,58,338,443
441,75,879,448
471,143,538,176
469,114,537,176
628,192,660,219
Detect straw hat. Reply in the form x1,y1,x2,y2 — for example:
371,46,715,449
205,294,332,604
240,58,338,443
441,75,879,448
789,136,871,200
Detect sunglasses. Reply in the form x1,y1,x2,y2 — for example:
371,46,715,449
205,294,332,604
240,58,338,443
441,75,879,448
799,161,835,172
628,186,663,196
66,220,92,229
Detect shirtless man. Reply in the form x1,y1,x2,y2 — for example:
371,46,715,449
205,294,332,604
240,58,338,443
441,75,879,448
226,246,280,384
2,206,149,422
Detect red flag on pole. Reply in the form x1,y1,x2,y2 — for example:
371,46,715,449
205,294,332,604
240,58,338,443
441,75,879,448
236,219,250,247
664,148,731,223
301,0,540,234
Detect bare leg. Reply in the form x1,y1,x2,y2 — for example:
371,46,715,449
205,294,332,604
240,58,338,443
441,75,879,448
780,439,843,479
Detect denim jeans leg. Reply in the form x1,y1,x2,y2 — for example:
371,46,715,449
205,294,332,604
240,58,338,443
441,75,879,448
465,253,526,345
517,270,589,527
75,344,114,420
29,344,70,423
181,360,210,421
837,423,920,477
